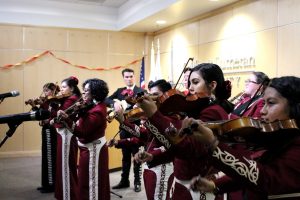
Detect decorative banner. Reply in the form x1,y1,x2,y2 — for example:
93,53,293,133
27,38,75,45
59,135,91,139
0,50,143,71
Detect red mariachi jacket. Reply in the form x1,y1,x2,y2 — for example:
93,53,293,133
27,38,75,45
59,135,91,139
116,119,174,165
115,120,149,148
145,104,229,180
229,96,264,119
212,130,300,199
73,102,107,144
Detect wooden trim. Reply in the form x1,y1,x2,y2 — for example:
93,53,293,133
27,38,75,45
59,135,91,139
109,167,122,173
0,150,40,158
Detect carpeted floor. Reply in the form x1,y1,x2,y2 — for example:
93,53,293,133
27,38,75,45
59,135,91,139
0,156,146,200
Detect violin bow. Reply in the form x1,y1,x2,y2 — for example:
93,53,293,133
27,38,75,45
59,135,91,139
138,137,155,160
173,57,194,89
112,130,121,140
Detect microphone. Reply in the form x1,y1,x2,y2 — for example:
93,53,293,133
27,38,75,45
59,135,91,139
0,109,50,124
0,91,20,99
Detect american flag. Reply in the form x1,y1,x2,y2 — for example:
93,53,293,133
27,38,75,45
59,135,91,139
139,57,145,89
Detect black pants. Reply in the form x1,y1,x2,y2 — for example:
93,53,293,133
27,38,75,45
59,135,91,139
120,130,141,184
41,125,57,189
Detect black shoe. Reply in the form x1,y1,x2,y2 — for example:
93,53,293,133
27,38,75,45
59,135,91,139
134,184,141,192
36,187,43,191
112,181,130,189
39,188,54,193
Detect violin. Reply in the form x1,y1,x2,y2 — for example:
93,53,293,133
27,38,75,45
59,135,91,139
180,117,299,145
124,107,145,122
25,93,71,108
46,93,71,101
25,97,47,107
126,89,211,118
157,89,211,118
68,102,94,118
55,97,87,122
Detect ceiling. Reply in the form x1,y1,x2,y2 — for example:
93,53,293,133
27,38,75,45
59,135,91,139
0,0,240,32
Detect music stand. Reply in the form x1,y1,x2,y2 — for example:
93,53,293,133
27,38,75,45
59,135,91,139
110,190,123,198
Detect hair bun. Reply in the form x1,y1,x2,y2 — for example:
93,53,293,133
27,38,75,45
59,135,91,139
70,76,79,85
223,80,232,99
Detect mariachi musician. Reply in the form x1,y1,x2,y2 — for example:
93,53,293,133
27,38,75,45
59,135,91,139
58,78,110,200
108,79,175,200
225,71,270,199
50,76,81,200
188,76,300,200
135,63,233,200
229,71,269,119
25,82,59,193
105,68,145,192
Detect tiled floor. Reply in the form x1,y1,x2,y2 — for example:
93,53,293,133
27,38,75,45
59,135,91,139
0,157,146,200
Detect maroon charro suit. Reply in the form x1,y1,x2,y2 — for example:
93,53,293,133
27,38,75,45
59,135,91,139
211,130,300,200
228,95,265,199
53,95,79,200
116,120,174,200
144,104,229,200
229,95,264,119
151,119,300,199
38,100,57,191
73,102,110,200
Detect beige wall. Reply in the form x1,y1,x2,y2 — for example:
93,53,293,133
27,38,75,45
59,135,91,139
153,0,300,96
0,25,147,169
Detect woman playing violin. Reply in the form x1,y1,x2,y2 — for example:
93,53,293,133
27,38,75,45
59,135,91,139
229,71,269,119
227,71,270,199
50,76,81,200
136,63,233,200
189,76,300,200
108,79,175,200
35,82,59,193
59,78,110,200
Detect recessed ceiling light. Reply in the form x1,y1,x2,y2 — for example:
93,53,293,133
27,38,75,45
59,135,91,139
156,20,166,25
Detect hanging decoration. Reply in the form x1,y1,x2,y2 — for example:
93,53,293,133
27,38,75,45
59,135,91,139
0,50,142,71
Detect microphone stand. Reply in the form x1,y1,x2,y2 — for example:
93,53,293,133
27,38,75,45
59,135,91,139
109,130,123,198
0,121,22,148
110,190,123,198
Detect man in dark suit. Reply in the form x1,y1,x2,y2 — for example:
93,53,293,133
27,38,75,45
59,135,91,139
106,68,145,192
